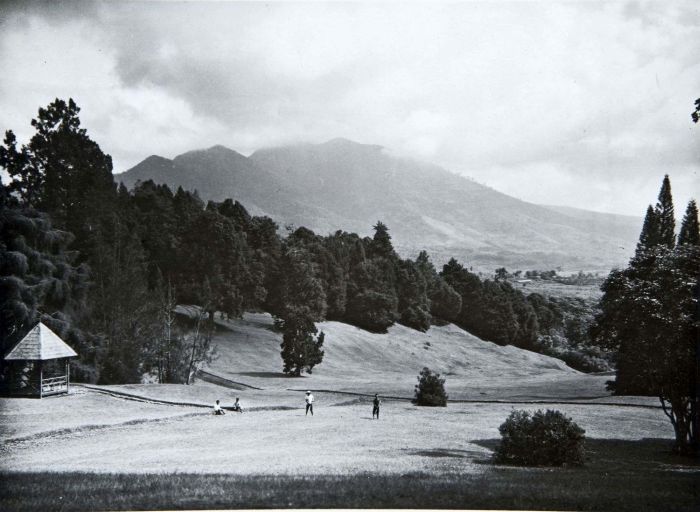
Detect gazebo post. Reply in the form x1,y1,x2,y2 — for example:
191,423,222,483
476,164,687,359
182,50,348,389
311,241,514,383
38,360,43,399
66,359,70,393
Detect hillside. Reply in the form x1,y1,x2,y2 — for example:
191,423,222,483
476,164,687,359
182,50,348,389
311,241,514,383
202,312,603,401
116,139,641,271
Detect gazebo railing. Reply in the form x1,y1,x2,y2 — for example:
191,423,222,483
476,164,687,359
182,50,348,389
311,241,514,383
42,375,68,395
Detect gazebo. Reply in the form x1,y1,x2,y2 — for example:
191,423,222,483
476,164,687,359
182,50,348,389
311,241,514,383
3,322,78,398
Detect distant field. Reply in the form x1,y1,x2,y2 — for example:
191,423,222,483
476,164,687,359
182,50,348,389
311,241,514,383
509,278,604,301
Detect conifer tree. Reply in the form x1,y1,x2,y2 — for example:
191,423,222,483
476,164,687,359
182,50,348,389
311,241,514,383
0,201,94,386
371,221,394,258
655,175,675,248
0,99,117,259
678,200,699,246
635,205,660,258
592,174,699,454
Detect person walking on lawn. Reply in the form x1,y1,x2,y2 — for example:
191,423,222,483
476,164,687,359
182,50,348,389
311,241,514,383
305,390,314,416
372,393,381,419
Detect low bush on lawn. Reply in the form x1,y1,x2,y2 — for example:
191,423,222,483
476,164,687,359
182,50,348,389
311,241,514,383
495,409,585,466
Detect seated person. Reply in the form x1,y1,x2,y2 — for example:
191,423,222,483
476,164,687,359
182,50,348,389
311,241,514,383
231,397,243,413
213,399,225,415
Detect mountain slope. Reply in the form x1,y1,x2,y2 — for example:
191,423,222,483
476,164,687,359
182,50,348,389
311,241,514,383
116,139,640,270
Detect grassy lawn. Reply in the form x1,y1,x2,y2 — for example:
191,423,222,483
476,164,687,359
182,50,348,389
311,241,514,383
2,439,697,511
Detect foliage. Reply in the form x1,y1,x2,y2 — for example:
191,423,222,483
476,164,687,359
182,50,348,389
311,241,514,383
413,367,447,406
678,199,699,246
529,293,611,372
0,99,116,259
494,409,586,466
441,258,539,350
278,311,325,376
0,199,96,385
182,307,216,384
591,175,699,455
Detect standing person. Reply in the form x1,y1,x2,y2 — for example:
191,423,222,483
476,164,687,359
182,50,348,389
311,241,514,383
372,393,381,419
231,397,243,413
305,390,314,416
213,399,225,415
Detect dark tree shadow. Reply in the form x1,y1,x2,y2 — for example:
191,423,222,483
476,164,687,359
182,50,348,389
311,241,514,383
236,371,292,378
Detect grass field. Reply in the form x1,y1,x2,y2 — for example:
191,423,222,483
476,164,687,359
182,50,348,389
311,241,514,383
2,439,698,511
1,313,694,510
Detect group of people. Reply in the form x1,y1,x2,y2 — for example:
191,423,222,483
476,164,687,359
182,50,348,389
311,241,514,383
213,391,382,418
213,397,243,415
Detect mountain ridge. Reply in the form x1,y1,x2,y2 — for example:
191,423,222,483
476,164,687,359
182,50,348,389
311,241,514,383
116,140,641,271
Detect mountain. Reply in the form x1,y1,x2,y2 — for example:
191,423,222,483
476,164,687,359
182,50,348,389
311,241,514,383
116,139,641,271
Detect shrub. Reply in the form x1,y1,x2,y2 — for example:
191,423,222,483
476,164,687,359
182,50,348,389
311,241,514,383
413,367,447,406
494,409,585,466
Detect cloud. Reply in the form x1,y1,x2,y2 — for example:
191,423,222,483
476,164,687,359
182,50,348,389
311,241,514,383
0,0,697,216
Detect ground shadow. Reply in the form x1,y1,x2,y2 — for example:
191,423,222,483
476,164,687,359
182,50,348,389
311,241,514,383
472,438,499,451
472,437,700,470
236,371,289,378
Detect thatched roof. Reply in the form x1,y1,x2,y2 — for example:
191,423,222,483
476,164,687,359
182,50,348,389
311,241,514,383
4,322,78,361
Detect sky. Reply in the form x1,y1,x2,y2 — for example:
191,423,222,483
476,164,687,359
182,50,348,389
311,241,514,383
0,0,698,216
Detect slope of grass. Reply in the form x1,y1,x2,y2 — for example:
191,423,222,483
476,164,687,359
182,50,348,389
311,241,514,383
204,312,592,399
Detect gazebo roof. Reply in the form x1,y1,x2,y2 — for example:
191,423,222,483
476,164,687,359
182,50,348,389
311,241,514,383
4,322,78,361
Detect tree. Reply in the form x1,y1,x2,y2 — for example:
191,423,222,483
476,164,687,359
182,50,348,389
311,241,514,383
275,241,327,375
414,367,447,406
655,175,675,248
678,200,699,246
279,311,325,376
0,98,117,259
371,221,394,259
0,200,94,387
635,205,660,258
494,267,508,281
396,260,431,331
184,307,216,385
90,215,161,384
345,257,398,333
415,251,462,323
592,175,699,454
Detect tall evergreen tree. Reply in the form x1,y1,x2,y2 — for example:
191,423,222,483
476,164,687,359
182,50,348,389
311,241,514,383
0,99,117,259
655,175,675,248
678,200,700,246
592,174,699,454
635,205,660,258
0,201,94,386
371,221,395,258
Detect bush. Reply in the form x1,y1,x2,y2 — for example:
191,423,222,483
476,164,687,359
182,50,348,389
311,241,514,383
413,367,447,406
494,409,585,466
